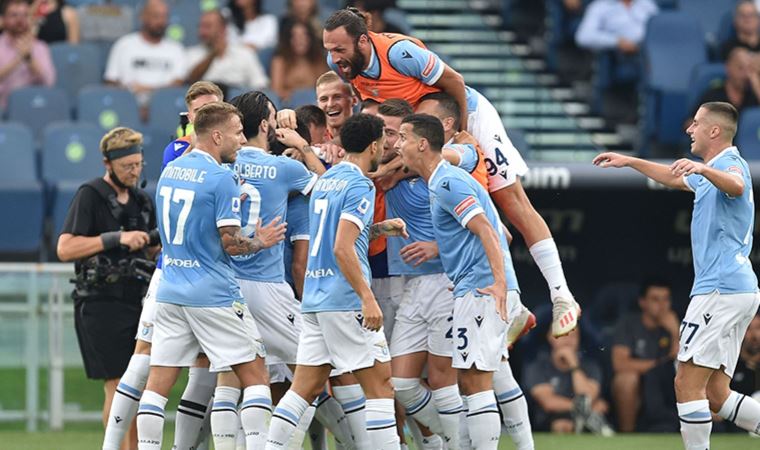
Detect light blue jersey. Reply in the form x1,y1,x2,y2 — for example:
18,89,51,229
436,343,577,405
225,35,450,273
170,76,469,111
302,162,375,313
684,147,758,297
386,177,444,275
155,150,243,307
446,142,479,173
230,147,317,282
428,160,519,298
284,195,310,286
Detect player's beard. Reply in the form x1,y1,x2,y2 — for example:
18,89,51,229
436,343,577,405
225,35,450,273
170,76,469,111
266,125,278,149
344,50,366,80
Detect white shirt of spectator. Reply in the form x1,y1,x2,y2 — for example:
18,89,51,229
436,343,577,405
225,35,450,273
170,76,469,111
575,0,659,50
186,43,269,90
105,32,187,99
229,14,278,50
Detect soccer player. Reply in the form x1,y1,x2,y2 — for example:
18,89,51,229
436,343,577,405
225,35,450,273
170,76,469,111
136,102,286,450
264,114,407,450
593,102,760,449
316,70,357,142
396,114,525,449
103,81,224,450
323,8,580,337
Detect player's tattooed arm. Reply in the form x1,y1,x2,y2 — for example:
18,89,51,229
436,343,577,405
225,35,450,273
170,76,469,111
219,218,287,256
369,218,409,241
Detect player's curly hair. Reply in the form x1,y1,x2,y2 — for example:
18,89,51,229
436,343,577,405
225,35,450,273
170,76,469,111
324,7,371,40
229,90,276,140
340,113,384,153
99,127,143,157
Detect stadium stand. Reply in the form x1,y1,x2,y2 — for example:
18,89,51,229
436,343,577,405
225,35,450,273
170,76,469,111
147,86,190,134
6,87,71,143
77,86,141,132
736,106,760,160
50,43,103,106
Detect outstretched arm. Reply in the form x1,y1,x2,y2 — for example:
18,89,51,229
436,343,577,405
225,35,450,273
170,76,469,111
593,152,690,191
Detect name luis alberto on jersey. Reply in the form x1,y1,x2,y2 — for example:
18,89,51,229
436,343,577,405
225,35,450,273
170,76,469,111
234,162,277,179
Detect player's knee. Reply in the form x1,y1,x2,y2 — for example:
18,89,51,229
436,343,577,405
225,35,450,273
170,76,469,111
705,382,730,413
426,362,457,390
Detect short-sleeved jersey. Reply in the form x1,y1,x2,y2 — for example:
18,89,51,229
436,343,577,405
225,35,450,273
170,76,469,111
155,149,243,307
302,162,375,313
156,135,193,270
230,147,317,282
446,142,489,191
683,147,758,297
428,160,519,298
385,176,444,276
284,195,310,286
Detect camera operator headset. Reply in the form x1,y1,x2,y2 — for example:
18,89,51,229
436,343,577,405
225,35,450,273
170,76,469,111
56,126,160,430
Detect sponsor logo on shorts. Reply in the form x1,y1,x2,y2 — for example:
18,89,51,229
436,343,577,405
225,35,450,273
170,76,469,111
703,313,712,325
305,268,335,278
474,315,484,327
163,256,201,268
460,351,469,361
287,313,295,325
232,301,245,320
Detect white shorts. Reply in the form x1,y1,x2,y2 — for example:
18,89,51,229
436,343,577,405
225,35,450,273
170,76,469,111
151,301,266,372
371,276,405,342
468,90,529,192
677,290,760,378
135,267,162,343
239,279,302,366
269,363,294,384
390,273,455,358
451,291,511,372
296,311,391,373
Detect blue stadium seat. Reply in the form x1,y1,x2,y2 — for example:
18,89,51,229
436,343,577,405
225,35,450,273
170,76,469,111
736,107,760,160
50,180,80,239
286,87,317,108
77,86,141,132
717,11,737,53
41,122,104,185
50,42,102,105
137,126,173,182
686,63,726,115
677,0,734,48
148,86,188,135
227,86,282,110
642,12,707,147
167,0,201,47
0,182,45,254
6,87,71,141
256,46,275,75
0,123,37,183
262,0,287,17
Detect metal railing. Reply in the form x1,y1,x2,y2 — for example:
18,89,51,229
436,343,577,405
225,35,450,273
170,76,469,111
0,262,103,431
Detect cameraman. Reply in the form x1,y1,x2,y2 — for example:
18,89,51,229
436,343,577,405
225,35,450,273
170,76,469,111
57,127,159,443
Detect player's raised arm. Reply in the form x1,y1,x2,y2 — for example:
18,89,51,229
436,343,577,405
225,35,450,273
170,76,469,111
593,152,690,191
219,218,286,256
434,64,468,131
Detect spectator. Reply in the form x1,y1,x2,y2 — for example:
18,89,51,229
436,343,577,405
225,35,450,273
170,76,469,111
695,48,760,115
270,20,327,102
228,0,278,50
104,0,185,114
349,0,405,34
0,0,55,108
525,327,613,435
281,0,321,35
575,0,658,54
611,279,679,433
186,9,268,91
721,0,760,60
31,0,79,44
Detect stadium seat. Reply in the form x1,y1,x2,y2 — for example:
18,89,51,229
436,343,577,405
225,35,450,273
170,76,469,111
167,0,201,47
736,107,760,160
41,122,104,185
77,86,141,132
285,88,318,108
686,63,726,115
137,126,173,182
50,180,80,240
0,182,45,255
262,0,286,17
642,12,707,147
6,87,71,142
147,86,188,135
677,0,734,48
256,46,275,75
50,43,102,105
716,11,737,54
0,123,37,183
